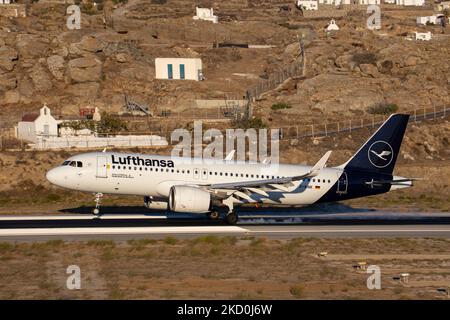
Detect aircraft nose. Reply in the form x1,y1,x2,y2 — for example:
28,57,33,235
46,168,60,185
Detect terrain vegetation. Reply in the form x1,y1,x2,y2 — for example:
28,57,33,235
1,236,450,299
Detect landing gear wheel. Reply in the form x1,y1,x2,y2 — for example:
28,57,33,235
93,208,100,215
224,212,238,225
207,210,220,220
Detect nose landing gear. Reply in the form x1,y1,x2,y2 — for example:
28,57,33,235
93,193,103,215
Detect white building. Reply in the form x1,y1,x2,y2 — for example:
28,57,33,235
16,106,58,142
296,0,318,10
0,0,13,4
326,19,340,31
416,15,438,25
414,31,432,41
155,58,203,81
361,0,381,4
395,0,425,6
437,1,450,11
384,0,396,3
193,7,218,23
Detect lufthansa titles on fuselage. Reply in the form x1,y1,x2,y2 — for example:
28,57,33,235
111,155,175,168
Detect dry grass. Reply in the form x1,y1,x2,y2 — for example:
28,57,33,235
1,237,450,299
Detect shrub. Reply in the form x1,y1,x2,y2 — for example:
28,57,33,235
352,52,377,66
232,116,267,129
289,284,304,298
164,236,177,245
367,103,399,115
271,102,292,110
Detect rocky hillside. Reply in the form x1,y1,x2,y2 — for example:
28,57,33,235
1,0,449,128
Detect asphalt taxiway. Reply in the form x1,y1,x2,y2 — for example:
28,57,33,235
1,210,450,241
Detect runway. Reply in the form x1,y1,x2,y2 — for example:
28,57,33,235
1,211,450,241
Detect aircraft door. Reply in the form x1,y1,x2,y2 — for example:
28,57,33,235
96,156,108,178
337,171,348,194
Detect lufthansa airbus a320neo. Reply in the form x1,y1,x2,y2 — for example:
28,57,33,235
46,114,414,224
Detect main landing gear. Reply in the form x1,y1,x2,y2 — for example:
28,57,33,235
222,196,239,225
206,210,238,224
206,210,220,220
93,192,103,215
224,211,238,225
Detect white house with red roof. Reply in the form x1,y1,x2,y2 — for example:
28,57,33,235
16,105,58,142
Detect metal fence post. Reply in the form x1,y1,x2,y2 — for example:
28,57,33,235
311,125,314,138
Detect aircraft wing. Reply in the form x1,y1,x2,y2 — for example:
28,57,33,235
197,151,332,198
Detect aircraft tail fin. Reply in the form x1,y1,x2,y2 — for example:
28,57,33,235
342,114,410,175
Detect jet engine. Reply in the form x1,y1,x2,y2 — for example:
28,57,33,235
169,186,211,213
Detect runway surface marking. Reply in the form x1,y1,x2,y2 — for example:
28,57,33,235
0,226,248,237
1,225,450,237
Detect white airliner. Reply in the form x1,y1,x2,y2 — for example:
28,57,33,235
46,114,414,224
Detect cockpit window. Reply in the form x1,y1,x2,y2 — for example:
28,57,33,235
62,161,70,166
69,161,77,167
77,161,83,168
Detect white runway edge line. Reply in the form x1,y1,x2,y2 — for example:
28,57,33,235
0,215,168,221
0,226,249,237
250,228,450,233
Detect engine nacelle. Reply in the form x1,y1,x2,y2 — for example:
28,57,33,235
144,197,168,210
169,186,211,213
